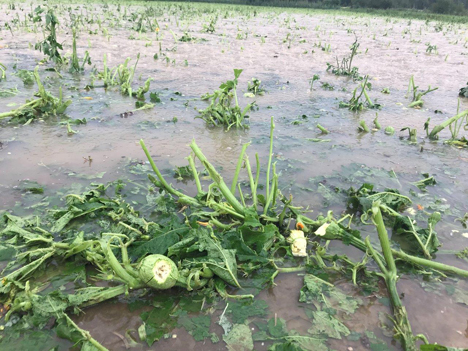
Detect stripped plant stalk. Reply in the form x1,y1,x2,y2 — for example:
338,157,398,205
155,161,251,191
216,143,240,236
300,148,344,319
367,202,423,350
448,99,464,140
317,124,329,134
237,183,246,208
0,63,6,80
391,250,468,277
374,114,381,129
140,139,199,206
231,142,250,195
244,155,258,210
62,314,109,351
186,154,203,196
264,117,275,214
190,140,245,216
265,163,278,214
319,219,468,277
429,110,468,140
407,75,438,108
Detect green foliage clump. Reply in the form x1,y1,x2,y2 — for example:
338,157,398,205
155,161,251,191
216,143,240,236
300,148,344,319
35,9,64,64
460,82,468,98
197,69,255,130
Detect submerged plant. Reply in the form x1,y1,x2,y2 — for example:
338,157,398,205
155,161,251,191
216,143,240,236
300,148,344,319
401,127,418,143
429,109,468,141
197,69,255,130
0,63,6,81
309,74,319,90
133,77,152,100
459,82,468,98
35,9,64,64
326,39,362,80
407,76,438,108
0,67,71,123
117,53,140,96
385,126,395,135
69,28,91,73
202,17,216,33
358,120,370,132
425,43,438,54
366,203,428,350
339,76,380,111
2,118,468,350
91,53,140,96
247,78,266,96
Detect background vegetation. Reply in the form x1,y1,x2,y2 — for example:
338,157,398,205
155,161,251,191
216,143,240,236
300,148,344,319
153,0,468,16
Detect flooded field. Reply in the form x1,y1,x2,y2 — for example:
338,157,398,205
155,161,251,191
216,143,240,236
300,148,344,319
1,1,468,350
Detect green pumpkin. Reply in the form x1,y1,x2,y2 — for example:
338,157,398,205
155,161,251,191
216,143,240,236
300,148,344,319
138,254,179,289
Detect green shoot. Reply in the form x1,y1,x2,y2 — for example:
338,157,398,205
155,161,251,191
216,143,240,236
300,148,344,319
339,76,380,111
326,39,362,80
407,76,438,108
309,74,319,91
69,28,91,73
0,63,6,81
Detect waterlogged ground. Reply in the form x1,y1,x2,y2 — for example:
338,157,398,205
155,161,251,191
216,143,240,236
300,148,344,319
1,1,468,350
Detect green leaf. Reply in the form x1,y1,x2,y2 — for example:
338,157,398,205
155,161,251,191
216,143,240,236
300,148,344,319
0,330,60,351
347,184,411,214
284,334,328,351
223,324,253,351
196,229,240,287
130,231,179,257
177,311,212,342
0,244,17,261
240,223,278,255
412,173,437,191
233,69,243,80
392,213,441,257
227,299,269,324
269,341,306,351
222,231,269,266
267,317,288,338
307,310,350,339
451,287,468,306
140,295,177,346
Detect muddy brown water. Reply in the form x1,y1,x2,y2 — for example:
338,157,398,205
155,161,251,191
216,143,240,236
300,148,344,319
1,1,468,349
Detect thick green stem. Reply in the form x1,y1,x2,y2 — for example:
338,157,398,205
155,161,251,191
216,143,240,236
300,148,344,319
140,139,181,197
190,140,245,216
323,221,468,278
0,99,40,119
231,142,250,195
317,124,329,134
187,154,203,196
429,110,468,139
392,250,468,277
264,163,278,214
237,183,246,208
264,117,275,214
63,314,109,351
372,204,397,274
371,203,418,351
254,153,260,202
140,139,199,206
103,239,142,288
244,155,257,210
